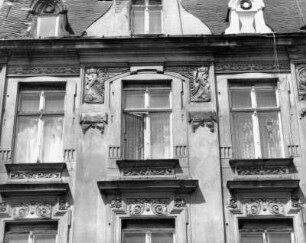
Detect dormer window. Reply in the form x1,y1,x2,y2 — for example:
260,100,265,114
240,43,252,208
131,0,162,34
30,0,71,38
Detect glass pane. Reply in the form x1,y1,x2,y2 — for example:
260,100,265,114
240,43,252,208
231,89,252,108
232,113,255,159
149,9,161,34
151,232,173,243
132,9,145,34
256,90,277,108
150,0,162,5
19,93,40,112
150,112,170,159
45,92,65,112
124,113,145,160
150,90,169,108
240,232,263,243
258,112,282,158
15,117,39,163
132,0,145,5
125,91,145,108
41,117,64,162
5,234,28,243
38,16,57,37
269,232,291,243
34,234,57,243
122,232,145,243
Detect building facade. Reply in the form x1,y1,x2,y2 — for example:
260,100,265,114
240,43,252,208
0,0,305,242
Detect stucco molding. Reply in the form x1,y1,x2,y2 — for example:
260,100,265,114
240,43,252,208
296,64,306,101
80,112,108,135
7,66,80,76
127,198,169,216
12,201,53,219
215,62,290,73
188,111,217,133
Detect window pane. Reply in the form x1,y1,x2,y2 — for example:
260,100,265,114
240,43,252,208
125,91,145,108
231,89,252,108
124,113,145,160
150,0,162,5
41,117,64,162
269,233,291,243
258,112,282,158
151,232,173,243
150,90,169,108
232,113,255,158
240,232,263,243
132,9,145,34
38,17,57,37
15,117,39,163
256,90,277,108
150,112,170,159
122,233,145,243
149,9,162,34
5,234,28,243
19,93,40,112
45,92,65,112
132,0,145,5
34,234,57,243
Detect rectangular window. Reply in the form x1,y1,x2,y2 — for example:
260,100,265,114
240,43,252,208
14,84,65,163
230,81,283,159
4,221,58,243
239,219,294,243
123,81,171,160
122,218,175,243
37,16,59,37
131,0,162,34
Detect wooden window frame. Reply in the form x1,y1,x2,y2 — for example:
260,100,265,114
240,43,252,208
131,0,163,34
14,85,65,163
36,15,60,37
229,81,284,159
123,83,172,160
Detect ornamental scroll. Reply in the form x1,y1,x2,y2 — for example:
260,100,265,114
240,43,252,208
296,65,306,101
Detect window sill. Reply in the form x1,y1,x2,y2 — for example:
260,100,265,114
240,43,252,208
5,163,66,180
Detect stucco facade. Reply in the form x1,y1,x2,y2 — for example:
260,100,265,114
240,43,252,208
0,0,306,243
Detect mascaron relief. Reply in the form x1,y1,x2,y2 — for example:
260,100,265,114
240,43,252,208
127,198,168,216
80,112,108,134
296,65,306,101
84,67,129,103
189,111,217,133
12,201,53,219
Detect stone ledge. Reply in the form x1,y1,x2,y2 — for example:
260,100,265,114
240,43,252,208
97,179,198,194
0,183,69,195
227,179,300,193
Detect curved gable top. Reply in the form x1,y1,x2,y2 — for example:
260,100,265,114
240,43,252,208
85,0,211,37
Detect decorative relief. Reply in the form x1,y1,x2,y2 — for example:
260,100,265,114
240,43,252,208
80,113,108,134
288,196,301,214
174,145,188,158
189,111,217,133
84,67,129,103
54,199,70,216
109,146,121,159
215,62,290,73
12,201,53,219
122,167,174,177
288,145,299,157
236,166,289,176
0,201,10,218
174,197,186,208
110,198,122,209
227,197,242,214
244,199,285,216
127,198,168,216
8,66,79,75
0,150,11,161
220,147,232,159
64,149,75,162
10,171,60,179
190,66,211,102
300,108,306,119
296,65,306,100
